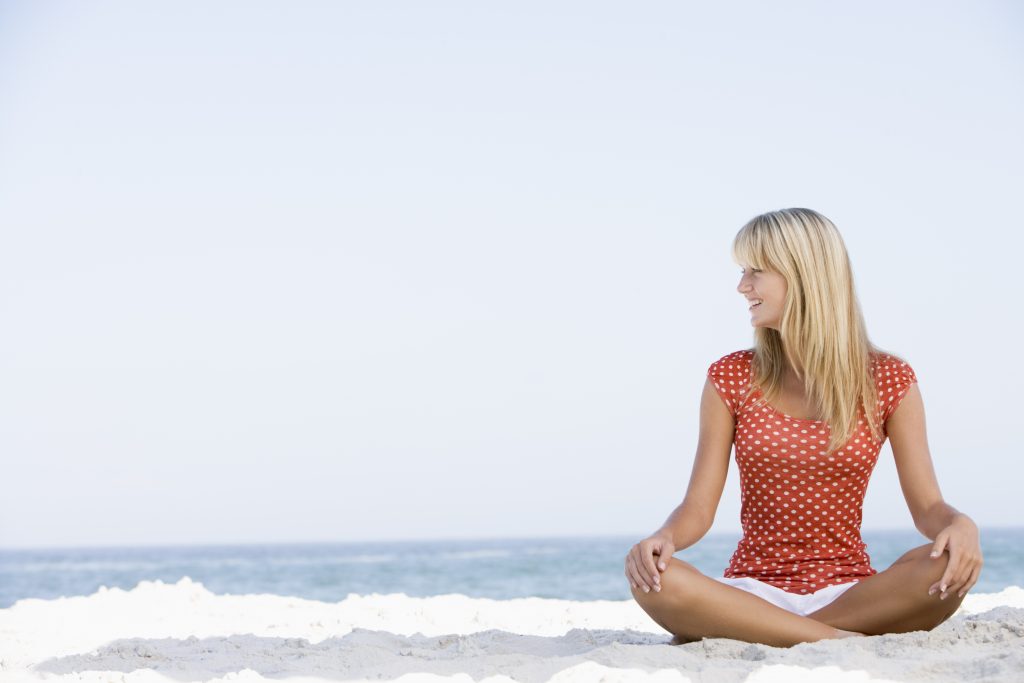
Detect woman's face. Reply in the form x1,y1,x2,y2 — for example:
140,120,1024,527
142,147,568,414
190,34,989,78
737,264,787,331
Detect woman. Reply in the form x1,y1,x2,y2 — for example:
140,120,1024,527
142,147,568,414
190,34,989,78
625,208,983,647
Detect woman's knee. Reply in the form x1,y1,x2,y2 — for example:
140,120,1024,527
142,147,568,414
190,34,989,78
631,557,701,603
891,544,953,585
900,549,967,627
890,543,936,566
907,548,952,586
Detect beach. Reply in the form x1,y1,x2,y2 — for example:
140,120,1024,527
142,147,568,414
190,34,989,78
1,577,1022,683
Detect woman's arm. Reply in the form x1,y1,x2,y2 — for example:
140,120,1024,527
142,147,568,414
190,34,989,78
888,382,983,598
626,377,735,592
658,377,735,549
887,383,961,536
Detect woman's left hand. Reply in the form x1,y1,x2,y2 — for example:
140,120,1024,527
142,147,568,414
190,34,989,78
928,514,983,600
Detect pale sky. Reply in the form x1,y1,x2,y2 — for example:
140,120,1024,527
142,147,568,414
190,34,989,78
1,1,1021,549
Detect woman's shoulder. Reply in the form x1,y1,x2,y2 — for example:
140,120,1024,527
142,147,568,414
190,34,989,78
707,348,754,377
869,351,919,400
706,349,755,416
869,350,919,421
714,347,754,361
869,350,915,375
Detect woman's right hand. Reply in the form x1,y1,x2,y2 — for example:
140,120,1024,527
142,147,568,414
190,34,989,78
625,531,676,593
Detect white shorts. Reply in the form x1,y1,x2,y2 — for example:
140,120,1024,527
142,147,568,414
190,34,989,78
713,576,861,617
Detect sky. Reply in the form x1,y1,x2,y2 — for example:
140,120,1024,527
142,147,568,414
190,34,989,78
0,1,1021,549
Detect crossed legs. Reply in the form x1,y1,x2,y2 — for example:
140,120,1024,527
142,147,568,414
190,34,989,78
631,544,967,647
802,544,966,635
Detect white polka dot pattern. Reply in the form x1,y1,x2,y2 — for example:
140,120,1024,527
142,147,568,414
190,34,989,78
706,349,918,595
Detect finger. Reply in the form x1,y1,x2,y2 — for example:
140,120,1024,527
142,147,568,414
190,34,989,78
929,535,947,559
945,580,964,599
937,553,959,596
627,554,652,593
645,551,662,589
622,552,638,589
958,565,982,598
932,558,971,595
938,555,969,599
947,560,977,598
655,546,670,572
941,571,967,599
624,555,638,589
637,546,660,591
624,554,638,589
954,562,977,593
937,561,962,593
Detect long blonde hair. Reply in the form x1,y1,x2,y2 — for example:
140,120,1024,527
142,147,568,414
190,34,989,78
731,208,905,454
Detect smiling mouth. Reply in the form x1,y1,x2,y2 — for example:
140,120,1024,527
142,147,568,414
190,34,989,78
749,302,762,311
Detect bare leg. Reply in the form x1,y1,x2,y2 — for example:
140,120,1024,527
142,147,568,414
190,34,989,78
835,628,867,637
631,557,844,648
671,627,861,645
802,544,969,635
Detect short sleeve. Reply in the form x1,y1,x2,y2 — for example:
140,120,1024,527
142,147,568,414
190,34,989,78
880,357,918,423
707,352,751,419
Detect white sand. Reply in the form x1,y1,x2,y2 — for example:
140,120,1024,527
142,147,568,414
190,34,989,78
1,578,1022,683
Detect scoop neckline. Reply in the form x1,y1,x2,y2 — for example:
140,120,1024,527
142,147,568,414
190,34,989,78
738,349,884,426
752,387,828,425
741,350,827,424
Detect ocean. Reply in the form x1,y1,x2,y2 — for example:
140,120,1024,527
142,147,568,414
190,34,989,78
1,528,1019,609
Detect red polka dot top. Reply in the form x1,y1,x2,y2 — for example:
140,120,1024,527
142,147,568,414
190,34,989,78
707,349,918,594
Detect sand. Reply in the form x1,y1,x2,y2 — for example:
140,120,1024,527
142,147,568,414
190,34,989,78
1,577,1022,682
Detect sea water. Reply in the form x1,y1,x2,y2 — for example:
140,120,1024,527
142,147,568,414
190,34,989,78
1,528,1019,608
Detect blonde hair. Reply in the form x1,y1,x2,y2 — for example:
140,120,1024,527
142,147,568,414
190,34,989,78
731,208,905,454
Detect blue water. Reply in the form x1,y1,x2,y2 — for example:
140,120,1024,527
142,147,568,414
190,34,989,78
1,529,1019,609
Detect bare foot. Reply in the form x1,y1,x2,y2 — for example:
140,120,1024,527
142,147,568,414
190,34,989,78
669,634,699,645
